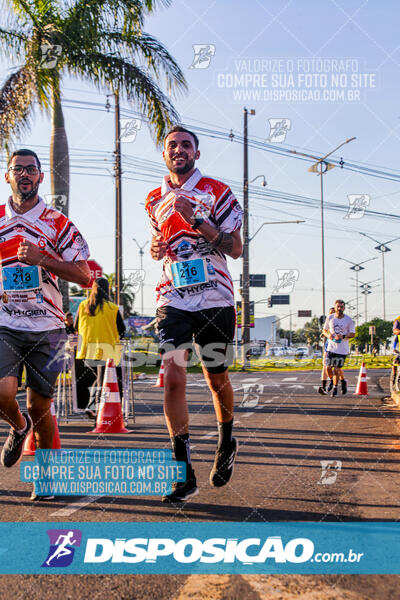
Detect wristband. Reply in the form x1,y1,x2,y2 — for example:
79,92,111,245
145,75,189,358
192,217,204,230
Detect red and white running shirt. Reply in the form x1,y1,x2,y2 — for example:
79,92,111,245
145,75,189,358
0,197,89,331
145,169,243,311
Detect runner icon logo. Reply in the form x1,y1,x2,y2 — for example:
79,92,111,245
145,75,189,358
42,529,82,568
318,460,342,485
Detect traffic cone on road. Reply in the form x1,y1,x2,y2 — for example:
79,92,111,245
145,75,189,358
153,359,164,388
23,399,61,456
354,362,368,396
90,358,129,434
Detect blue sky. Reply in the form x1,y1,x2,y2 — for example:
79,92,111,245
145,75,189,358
1,0,400,326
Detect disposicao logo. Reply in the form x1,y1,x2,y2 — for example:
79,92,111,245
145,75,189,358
42,529,82,568
83,536,314,564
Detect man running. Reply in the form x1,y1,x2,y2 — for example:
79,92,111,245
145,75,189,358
322,299,355,397
318,307,335,395
145,126,243,503
0,149,90,499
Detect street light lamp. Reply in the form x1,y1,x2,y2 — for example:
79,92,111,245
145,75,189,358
336,256,377,327
290,137,356,319
249,175,267,187
132,238,148,316
359,232,400,320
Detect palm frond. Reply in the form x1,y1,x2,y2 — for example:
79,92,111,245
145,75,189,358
0,26,28,58
98,30,187,96
0,65,37,150
70,53,180,143
64,0,146,32
2,0,42,29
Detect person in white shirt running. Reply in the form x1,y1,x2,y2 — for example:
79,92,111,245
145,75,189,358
0,149,90,500
322,299,355,397
146,126,243,504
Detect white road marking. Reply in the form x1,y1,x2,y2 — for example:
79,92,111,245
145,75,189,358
239,378,261,383
51,495,101,517
242,412,254,418
200,432,217,439
287,384,304,389
282,377,298,381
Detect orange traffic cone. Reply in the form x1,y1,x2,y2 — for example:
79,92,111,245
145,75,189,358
354,362,368,396
153,359,165,388
90,358,129,434
23,399,61,456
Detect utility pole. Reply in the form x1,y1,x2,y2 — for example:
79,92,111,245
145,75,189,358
241,107,255,368
132,239,148,316
114,90,122,307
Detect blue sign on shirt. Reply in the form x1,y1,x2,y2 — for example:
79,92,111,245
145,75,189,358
2,266,41,291
171,258,207,288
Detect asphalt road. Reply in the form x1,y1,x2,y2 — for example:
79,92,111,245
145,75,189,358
1,368,399,598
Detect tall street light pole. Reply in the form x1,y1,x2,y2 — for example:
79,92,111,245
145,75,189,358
290,137,356,320
336,256,378,327
359,232,400,320
351,277,381,322
132,239,148,316
114,90,122,307
241,107,255,368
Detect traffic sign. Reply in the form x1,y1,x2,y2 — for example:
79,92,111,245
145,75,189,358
298,310,312,317
270,294,290,305
82,259,103,289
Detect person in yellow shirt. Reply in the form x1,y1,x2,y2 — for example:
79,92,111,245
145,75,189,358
75,277,125,418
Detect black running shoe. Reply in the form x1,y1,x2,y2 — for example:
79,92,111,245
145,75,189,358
209,438,238,487
327,380,333,392
30,488,55,502
331,387,338,397
341,380,347,395
318,386,327,395
162,473,198,504
1,412,32,468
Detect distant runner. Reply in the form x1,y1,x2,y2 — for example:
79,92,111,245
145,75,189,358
0,149,90,500
146,126,243,503
322,299,355,397
318,307,335,395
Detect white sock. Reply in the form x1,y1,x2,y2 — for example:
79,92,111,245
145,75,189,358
15,417,27,435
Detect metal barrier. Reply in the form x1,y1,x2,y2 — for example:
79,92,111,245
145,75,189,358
54,337,135,425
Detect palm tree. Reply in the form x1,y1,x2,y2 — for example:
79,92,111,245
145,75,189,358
0,0,186,217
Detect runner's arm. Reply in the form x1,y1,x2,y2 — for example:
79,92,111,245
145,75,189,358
196,224,242,259
173,196,242,258
40,257,90,286
17,240,90,285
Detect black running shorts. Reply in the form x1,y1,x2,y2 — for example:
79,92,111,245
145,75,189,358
156,305,235,374
326,351,347,368
0,327,68,398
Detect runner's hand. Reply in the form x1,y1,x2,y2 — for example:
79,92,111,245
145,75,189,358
17,239,43,265
150,235,167,260
173,196,194,224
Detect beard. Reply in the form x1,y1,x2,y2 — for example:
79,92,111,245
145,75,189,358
13,180,40,202
165,155,196,175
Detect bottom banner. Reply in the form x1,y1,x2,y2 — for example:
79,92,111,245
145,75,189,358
0,522,398,574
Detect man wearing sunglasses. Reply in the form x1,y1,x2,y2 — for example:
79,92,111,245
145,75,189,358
0,149,91,499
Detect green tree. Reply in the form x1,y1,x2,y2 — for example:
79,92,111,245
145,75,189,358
353,318,393,349
0,0,186,213
303,316,321,347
